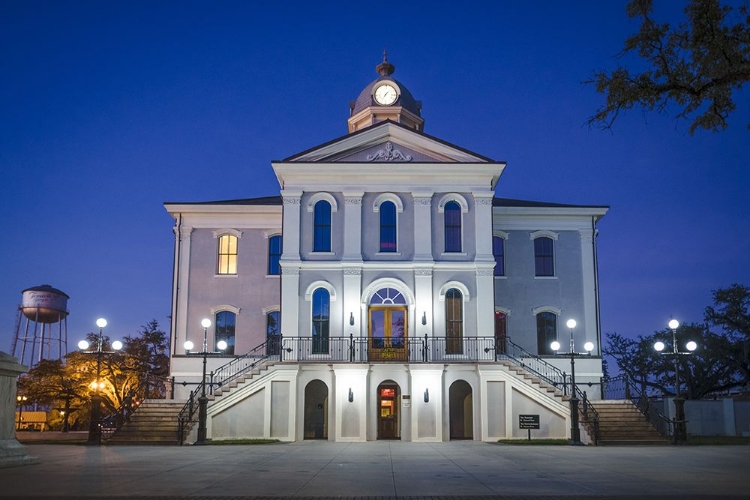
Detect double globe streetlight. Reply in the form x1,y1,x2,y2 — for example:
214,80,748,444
551,319,594,445
654,319,697,445
78,318,122,445
184,318,227,445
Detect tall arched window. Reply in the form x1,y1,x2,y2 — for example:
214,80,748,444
444,201,462,252
266,310,280,355
215,311,236,355
311,288,330,354
536,311,557,355
445,288,463,354
268,235,282,275
313,200,332,252
379,201,397,252
493,236,505,276
217,234,238,275
534,237,554,276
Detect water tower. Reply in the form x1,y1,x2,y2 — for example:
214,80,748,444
11,285,69,368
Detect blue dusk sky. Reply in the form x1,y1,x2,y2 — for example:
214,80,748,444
1,1,748,361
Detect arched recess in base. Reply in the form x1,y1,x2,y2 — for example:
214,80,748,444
449,380,473,440
304,380,328,439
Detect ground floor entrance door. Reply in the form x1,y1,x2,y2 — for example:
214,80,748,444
377,382,400,440
369,306,407,361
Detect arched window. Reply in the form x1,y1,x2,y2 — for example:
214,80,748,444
493,236,505,276
536,311,557,355
266,310,280,355
445,288,463,354
444,201,462,252
268,235,282,275
217,234,238,275
215,311,236,355
379,201,397,252
311,288,330,354
313,200,332,252
534,236,554,276
370,287,406,305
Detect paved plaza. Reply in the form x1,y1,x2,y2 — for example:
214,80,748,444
1,440,748,499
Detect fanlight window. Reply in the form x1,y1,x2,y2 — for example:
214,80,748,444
370,287,406,305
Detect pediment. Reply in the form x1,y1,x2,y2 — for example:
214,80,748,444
283,121,493,164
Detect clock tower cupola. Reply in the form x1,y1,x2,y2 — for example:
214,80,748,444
348,52,424,133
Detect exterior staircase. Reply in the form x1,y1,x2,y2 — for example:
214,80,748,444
592,400,668,445
208,361,276,400
106,399,188,445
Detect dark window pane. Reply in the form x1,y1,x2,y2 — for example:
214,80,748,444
493,236,504,276
313,201,331,252
536,312,557,355
534,237,554,276
444,201,461,252
380,201,397,252
268,235,282,275
267,311,280,355
312,288,330,354
495,311,507,354
215,311,236,355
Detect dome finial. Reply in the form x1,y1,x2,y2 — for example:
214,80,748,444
376,50,395,76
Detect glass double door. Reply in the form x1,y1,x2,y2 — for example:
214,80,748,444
368,306,407,361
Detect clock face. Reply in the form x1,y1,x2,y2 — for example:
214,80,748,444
374,83,398,105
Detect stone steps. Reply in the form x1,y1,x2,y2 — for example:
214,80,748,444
592,400,668,446
106,400,190,445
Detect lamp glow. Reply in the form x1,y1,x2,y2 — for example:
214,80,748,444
668,319,679,330
184,340,194,351
216,340,228,351
111,340,123,351
566,319,577,329
584,341,594,352
550,341,561,351
654,341,665,352
96,318,107,328
686,341,698,351
201,318,211,328
78,340,90,350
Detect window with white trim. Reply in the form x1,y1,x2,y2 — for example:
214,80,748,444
217,234,238,275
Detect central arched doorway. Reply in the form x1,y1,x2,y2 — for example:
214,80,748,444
304,380,328,439
368,287,408,361
449,380,473,440
377,381,400,440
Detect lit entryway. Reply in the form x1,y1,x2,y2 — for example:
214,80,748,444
377,381,400,440
304,380,328,439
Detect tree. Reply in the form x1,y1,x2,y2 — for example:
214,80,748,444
587,0,750,134
17,359,90,430
705,283,750,388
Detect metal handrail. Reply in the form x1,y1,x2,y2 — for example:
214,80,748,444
503,339,567,389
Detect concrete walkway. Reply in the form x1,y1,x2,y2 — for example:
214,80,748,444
1,441,748,499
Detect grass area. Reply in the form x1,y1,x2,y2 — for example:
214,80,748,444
206,438,281,445
497,438,572,445
687,436,750,445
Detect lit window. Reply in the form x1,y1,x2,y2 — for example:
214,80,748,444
267,311,280,356
493,236,505,276
217,234,238,275
215,311,236,355
268,235,282,275
444,201,462,252
313,201,331,252
445,288,463,354
534,237,554,276
536,312,557,355
379,201,397,252
311,288,330,354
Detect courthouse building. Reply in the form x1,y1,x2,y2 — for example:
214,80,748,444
166,56,608,442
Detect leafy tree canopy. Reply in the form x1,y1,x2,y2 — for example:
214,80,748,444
587,0,750,134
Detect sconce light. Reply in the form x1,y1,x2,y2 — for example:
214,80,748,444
348,388,354,403
349,312,355,326
424,388,429,403
422,312,427,326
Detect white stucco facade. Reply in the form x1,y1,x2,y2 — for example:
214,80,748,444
165,58,608,442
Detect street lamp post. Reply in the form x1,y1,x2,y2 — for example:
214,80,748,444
654,319,697,445
184,318,226,445
16,395,27,430
551,319,594,445
78,318,123,445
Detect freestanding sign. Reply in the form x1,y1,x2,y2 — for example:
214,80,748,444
519,414,540,440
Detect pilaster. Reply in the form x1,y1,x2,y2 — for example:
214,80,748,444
579,228,598,353
342,192,363,261
175,225,193,353
413,193,433,261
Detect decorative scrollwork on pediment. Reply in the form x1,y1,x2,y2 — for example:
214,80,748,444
366,141,412,162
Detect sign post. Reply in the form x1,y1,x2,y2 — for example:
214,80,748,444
519,414,540,441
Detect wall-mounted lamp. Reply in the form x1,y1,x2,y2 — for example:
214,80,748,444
423,388,429,403
348,388,354,403
349,312,355,326
422,312,427,326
